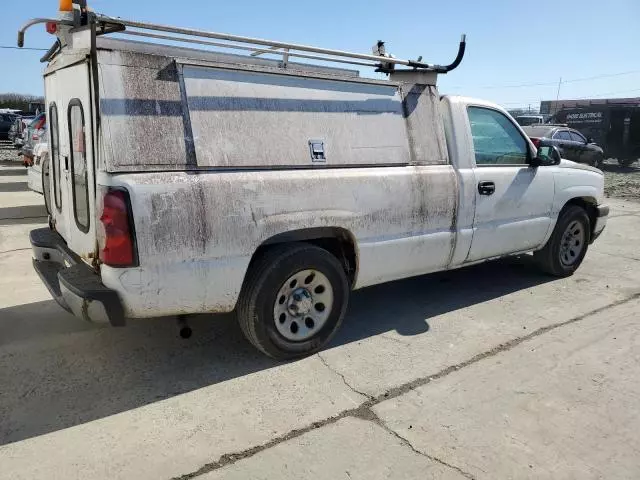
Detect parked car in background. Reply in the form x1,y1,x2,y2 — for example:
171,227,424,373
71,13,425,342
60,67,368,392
522,125,604,167
21,113,46,166
515,114,545,126
9,116,35,149
553,106,640,167
27,140,48,194
0,112,18,140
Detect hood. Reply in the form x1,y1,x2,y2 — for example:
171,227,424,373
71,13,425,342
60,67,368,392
558,159,602,175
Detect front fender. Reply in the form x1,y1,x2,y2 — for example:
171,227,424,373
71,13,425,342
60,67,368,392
537,168,604,247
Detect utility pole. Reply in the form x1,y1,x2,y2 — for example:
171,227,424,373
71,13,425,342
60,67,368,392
554,76,562,115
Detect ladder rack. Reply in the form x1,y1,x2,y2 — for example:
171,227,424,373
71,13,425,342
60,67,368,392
18,14,466,74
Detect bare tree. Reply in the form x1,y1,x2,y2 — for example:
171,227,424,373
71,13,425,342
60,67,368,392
0,93,45,112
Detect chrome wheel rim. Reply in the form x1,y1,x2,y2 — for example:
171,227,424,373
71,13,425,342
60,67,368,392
559,220,585,267
273,269,334,341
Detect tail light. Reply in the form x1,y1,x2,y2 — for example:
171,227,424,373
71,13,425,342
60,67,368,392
98,188,137,267
530,137,541,148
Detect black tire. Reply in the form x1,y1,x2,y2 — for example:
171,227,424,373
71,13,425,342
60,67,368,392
534,205,590,277
237,242,350,359
593,155,604,169
618,158,636,167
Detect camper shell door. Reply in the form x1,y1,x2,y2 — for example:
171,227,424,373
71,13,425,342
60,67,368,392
44,53,97,262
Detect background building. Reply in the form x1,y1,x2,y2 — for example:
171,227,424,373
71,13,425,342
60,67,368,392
540,97,640,115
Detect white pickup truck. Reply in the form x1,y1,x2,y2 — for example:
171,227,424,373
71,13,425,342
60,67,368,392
20,5,608,359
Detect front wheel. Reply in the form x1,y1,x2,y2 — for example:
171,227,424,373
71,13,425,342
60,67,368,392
534,205,590,277
237,243,350,359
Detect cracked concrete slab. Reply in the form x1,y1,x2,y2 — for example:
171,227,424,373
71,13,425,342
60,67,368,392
313,199,640,397
373,298,640,479
0,250,52,310
0,355,366,480
198,416,468,480
594,215,640,261
1,178,638,480
317,257,639,397
0,221,44,255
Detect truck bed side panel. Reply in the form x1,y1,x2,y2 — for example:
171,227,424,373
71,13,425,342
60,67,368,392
99,166,457,317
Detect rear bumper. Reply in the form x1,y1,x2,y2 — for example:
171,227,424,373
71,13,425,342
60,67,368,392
30,227,125,326
591,204,609,243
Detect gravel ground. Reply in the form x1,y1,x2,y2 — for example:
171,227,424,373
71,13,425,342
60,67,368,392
3,140,639,201
0,140,23,164
602,158,640,201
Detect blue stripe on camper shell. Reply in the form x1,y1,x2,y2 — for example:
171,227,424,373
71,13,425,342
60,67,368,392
100,97,403,116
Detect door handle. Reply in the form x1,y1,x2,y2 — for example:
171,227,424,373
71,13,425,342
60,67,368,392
478,181,495,195
63,155,69,171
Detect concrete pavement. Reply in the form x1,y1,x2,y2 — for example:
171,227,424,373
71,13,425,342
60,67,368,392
1,157,639,479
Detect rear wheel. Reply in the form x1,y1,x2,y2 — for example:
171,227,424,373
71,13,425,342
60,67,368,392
237,243,350,359
534,205,590,277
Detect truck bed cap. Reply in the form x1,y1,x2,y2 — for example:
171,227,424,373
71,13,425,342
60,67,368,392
96,37,360,78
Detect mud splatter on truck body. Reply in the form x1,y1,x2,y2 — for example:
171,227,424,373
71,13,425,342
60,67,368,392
89,37,457,316
22,12,608,358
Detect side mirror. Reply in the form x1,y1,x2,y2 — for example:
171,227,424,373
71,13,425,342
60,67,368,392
531,145,561,167
587,137,594,144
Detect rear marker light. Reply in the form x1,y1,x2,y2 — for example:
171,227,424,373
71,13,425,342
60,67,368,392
99,189,136,267
59,0,73,12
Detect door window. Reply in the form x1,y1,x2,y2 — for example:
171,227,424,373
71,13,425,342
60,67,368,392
68,100,90,232
569,131,586,143
49,104,62,210
553,130,573,141
468,107,529,165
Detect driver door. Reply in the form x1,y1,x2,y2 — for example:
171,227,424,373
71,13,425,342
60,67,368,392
466,106,554,262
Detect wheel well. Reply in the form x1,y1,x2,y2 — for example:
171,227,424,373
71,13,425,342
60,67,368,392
251,227,358,286
564,197,598,237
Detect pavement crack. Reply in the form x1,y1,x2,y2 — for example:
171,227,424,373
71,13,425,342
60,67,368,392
379,332,412,346
609,213,640,218
171,403,376,480
368,291,640,403
594,250,640,262
367,410,476,479
175,292,640,479
317,352,374,400
0,247,31,256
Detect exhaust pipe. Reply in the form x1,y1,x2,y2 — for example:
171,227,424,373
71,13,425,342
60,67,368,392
433,34,467,73
177,315,192,339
